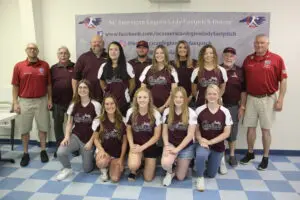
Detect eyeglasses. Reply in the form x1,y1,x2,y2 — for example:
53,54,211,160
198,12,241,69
27,47,38,51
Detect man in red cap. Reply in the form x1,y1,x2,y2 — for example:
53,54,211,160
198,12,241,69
129,40,152,96
240,34,288,170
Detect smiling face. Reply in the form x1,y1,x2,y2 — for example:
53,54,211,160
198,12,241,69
254,35,269,56
177,42,188,58
57,47,70,64
26,43,39,59
78,82,89,98
174,91,185,107
155,48,165,63
203,47,214,64
223,52,236,67
205,86,220,104
90,35,104,54
136,90,150,109
104,97,116,115
136,46,149,58
108,43,120,61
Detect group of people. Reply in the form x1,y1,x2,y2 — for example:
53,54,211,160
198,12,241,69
11,33,287,191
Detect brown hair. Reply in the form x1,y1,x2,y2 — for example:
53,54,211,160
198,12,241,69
151,45,173,73
174,40,193,69
197,44,219,80
71,79,93,105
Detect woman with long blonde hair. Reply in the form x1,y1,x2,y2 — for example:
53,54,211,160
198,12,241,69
194,84,233,191
125,87,162,182
161,87,197,186
191,44,228,107
139,45,178,113
94,95,127,182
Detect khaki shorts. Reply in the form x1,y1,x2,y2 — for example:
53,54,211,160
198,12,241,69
243,94,276,130
18,96,50,135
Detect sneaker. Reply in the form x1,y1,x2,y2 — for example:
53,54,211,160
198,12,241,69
100,168,109,182
128,173,137,181
219,155,228,175
196,177,205,192
258,157,269,170
240,152,255,165
40,150,49,163
56,168,73,181
228,156,238,167
53,151,57,158
163,172,175,186
20,153,30,167
72,150,80,157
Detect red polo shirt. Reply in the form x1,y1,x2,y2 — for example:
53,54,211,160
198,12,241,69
243,51,287,96
11,59,51,98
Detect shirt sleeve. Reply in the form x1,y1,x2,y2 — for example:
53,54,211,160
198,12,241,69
162,108,170,124
277,56,288,80
73,56,84,80
125,108,133,125
92,118,100,132
154,109,162,126
98,63,106,80
11,64,20,86
188,108,198,125
223,107,233,126
126,62,135,78
219,66,228,83
191,68,199,84
170,67,179,83
66,103,75,116
139,65,152,83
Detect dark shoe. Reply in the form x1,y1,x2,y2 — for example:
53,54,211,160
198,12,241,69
128,173,136,181
20,153,30,167
72,150,80,157
240,152,255,165
258,157,269,170
40,150,49,163
54,151,57,158
229,156,238,167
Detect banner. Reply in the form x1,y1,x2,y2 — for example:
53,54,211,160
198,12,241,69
76,12,270,65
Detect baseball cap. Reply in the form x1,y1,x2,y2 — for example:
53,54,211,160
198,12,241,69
136,40,149,48
223,47,236,55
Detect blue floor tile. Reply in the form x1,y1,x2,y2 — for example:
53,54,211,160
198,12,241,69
26,160,47,169
30,169,57,180
56,194,84,200
193,189,220,200
2,191,33,200
0,167,18,177
38,180,70,193
280,171,300,181
269,156,291,162
246,191,275,200
236,170,262,180
139,187,166,200
265,180,296,192
217,179,243,190
253,161,277,170
0,177,25,189
295,163,300,170
87,183,117,197
73,172,99,183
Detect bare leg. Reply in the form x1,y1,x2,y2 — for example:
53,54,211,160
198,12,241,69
22,133,30,153
247,127,256,153
39,131,47,150
261,128,271,157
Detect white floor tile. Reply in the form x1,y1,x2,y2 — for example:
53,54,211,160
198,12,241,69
258,170,286,180
240,180,269,191
62,182,93,196
289,181,300,193
112,185,142,199
273,162,299,171
28,192,58,200
7,168,38,179
272,192,300,200
219,190,248,200
14,179,47,192
166,188,193,200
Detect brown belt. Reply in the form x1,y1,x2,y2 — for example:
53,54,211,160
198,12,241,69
249,93,274,98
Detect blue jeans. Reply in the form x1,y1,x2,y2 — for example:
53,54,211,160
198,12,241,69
195,144,223,178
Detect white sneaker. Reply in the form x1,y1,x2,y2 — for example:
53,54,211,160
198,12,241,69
100,168,108,182
196,177,205,191
163,172,175,186
219,155,228,175
56,168,73,181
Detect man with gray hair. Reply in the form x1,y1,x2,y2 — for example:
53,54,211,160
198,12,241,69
50,46,75,157
240,34,288,170
11,43,52,167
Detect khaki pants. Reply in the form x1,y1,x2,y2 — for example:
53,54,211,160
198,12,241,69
18,96,50,135
243,94,276,130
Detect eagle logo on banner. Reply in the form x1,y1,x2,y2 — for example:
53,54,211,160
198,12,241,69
78,17,102,29
239,16,266,28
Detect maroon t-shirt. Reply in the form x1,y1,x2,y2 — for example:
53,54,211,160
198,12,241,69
162,107,197,148
98,62,135,108
128,57,152,93
67,100,101,143
170,59,196,97
125,108,161,145
195,105,233,152
191,66,228,107
95,119,126,158
73,50,108,102
220,64,246,105
51,62,75,107
139,65,179,107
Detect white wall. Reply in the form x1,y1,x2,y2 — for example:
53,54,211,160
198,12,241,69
0,0,299,150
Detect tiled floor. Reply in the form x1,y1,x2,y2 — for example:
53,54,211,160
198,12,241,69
0,144,299,200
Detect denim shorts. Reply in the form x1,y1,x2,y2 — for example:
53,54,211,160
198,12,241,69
177,144,195,159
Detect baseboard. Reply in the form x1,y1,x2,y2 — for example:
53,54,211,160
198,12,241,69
1,139,300,156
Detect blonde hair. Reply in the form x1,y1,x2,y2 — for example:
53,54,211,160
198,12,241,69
205,84,222,105
131,87,156,126
168,87,189,127
174,40,193,68
197,44,219,80
151,45,172,73
98,95,123,140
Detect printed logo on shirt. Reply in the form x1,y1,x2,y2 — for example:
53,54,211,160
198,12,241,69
231,72,238,78
200,77,218,87
39,68,45,75
202,120,222,131
169,122,188,131
103,129,119,140
132,122,152,132
148,76,167,86
263,60,271,68
106,76,123,84
73,113,93,123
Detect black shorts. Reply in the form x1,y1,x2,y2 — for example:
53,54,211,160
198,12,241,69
143,144,162,158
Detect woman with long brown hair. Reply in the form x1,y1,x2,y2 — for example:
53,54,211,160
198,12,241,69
191,44,228,107
94,95,127,182
125,87,162,182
